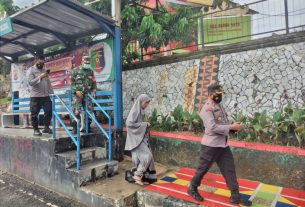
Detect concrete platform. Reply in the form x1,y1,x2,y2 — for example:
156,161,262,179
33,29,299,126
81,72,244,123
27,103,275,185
0,127,88,140
82,156,172,203
0,127,198,207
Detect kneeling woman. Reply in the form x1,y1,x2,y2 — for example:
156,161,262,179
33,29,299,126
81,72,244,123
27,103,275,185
125,94,157,185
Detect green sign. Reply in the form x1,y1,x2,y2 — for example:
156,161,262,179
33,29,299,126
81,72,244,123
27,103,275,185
202,16,251,45
0,17,13,36
89,38,114,82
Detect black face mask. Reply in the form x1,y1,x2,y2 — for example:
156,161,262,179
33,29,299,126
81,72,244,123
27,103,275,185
36,63,44,69
212,94,222,104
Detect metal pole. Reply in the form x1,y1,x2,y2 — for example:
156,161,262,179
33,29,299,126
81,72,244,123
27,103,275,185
112,0,121,25
77,120,80,170
284,0,289,34
201,16,204,48
85,94,89,134
113,0,124,161
114,27,122,131
52,95,56,139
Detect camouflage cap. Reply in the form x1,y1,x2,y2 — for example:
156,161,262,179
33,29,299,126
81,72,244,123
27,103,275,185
208,84,224,94
82,56,90,63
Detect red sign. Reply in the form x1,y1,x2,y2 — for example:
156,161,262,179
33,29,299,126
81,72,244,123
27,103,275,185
45,57,72,72
48,70,71,89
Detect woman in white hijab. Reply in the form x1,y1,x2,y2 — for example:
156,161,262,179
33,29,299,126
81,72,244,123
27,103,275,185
125,94,157,185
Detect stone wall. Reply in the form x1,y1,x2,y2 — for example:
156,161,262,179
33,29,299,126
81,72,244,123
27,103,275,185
122,40,305,118
219,42,305,116
122,59,200,118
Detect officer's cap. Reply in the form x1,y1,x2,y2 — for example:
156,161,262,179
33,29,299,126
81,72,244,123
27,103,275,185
82,56,90,64
208,84,224,94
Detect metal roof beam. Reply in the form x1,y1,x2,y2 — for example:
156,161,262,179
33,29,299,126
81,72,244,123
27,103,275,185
0,52,13,57
12,19,73,47
0,55,13,63
0,30,38,48
1,37,40,56
3,30,38,43
55,0,115,37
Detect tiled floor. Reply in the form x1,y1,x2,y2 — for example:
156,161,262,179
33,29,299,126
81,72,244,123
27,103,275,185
146,168,305,207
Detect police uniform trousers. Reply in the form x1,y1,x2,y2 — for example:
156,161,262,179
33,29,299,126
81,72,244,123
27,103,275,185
190,145,239,191
30,96,52,129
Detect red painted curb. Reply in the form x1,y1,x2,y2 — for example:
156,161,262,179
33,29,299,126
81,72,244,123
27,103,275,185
100,125,305,156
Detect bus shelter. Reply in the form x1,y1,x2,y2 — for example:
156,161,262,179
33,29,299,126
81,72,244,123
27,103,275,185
0,0,123,167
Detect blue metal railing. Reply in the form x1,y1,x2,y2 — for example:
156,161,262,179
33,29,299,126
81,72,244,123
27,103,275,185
12,94,71,113
85,93,112,161
50,94,81,170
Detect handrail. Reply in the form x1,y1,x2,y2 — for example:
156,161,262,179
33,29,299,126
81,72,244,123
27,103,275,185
50,94,81,170
85,93,112,161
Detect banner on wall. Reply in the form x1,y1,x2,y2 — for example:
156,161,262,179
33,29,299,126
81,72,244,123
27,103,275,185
89,38,114,82
202,16,252,44
11,39,114,97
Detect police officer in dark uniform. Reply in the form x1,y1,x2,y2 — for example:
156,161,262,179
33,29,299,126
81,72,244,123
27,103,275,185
26,56,54,136
187,84,252,206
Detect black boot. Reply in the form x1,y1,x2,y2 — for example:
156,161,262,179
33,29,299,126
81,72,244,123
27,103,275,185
33,128,42,136
230,192,252,206
72,121,77,135
42,127,52,134
187,185,204,202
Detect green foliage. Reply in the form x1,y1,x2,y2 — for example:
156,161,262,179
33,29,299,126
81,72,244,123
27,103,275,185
233,104,305,148
77,0,199,64
44,44,66,55
171,105,185,131
0,0,20,15
0,97,7,104
184,110,200,131
148,108,159,129
147,103,305,148
159,113,173,132
147,106,203,133
247,111,270,142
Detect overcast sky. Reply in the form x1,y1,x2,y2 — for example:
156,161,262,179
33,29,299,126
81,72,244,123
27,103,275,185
13,0,39,8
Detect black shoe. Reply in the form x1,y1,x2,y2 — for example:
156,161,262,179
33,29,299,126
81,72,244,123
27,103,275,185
33,129,42,136
42,127,52,134
72,121,77,135
230,193,252,206
187,185,204,202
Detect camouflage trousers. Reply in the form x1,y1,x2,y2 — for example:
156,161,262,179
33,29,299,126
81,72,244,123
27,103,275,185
72,96,93,117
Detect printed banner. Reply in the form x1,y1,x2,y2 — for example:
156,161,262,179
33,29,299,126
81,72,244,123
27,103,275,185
11,39,114,97
89,38,114,82
203,16,252,44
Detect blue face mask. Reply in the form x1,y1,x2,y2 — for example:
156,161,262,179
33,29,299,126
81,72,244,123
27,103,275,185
83,63,90,69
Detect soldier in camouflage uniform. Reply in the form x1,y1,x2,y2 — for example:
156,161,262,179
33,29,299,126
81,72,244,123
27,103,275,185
71,56,97,134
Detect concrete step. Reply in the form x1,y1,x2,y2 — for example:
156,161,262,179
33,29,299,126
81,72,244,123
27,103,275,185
54,133,105,153
56,147,106,169
68,159,118,187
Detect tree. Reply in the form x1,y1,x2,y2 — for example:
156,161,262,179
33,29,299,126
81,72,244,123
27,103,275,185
0,0,20,16
0,59,10,78
77,0,200,64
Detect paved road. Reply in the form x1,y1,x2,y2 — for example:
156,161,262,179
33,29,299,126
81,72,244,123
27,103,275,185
0,170,87,207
